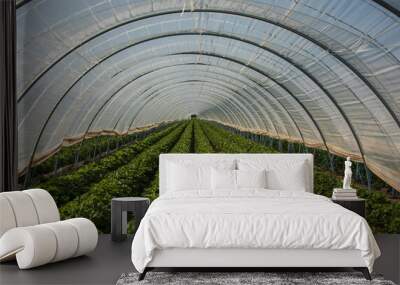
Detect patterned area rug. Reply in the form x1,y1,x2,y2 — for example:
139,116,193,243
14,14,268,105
116,271,395,285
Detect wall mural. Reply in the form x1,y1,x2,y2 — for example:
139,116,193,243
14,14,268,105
16,0,400,234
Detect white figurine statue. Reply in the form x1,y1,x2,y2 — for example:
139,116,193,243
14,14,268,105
343,157,352,189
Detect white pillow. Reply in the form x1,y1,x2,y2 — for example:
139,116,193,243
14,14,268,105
236,169,267,189
272,161,307,191
166,159,236,192
167,162,211,191
211,168,236,190
238,159,308,191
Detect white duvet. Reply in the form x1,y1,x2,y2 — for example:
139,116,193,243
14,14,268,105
131,190,380,272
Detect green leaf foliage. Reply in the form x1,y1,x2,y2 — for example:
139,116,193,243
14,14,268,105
27,132,139,183
60,122,188,233
39,123,180,207
200,121,276,153
193,119,214,153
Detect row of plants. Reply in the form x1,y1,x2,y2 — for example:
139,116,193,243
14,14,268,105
193,119,215,153
199,120,276,153
25,134,136,184
143,120,196,201
37,123,180,206
60,122,189,232
22,124,170,186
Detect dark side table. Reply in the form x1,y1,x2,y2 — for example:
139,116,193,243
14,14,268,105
111,197,150,241
332,198,366,218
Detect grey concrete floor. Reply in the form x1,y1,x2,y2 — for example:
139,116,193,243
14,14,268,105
1,234,399,285
374,234,400,284
0,235,134,285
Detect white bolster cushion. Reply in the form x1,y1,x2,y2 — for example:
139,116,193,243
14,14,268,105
0,218,97,269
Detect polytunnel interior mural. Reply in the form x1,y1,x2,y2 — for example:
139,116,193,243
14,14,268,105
16,0,400,233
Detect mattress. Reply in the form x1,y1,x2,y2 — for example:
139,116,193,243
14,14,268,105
131,190,380,273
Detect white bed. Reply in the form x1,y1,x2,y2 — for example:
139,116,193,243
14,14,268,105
131,154,380,280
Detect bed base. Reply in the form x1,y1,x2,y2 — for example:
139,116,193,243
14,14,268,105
138,248,372,281
138,267,371,281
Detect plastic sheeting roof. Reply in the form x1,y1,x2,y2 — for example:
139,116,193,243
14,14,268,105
16,0,400,190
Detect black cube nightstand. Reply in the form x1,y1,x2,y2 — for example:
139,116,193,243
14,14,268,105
111,197,150,241
332,198,366,218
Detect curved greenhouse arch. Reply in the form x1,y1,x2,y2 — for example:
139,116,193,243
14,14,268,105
16,9,400,129
26,33,361,165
